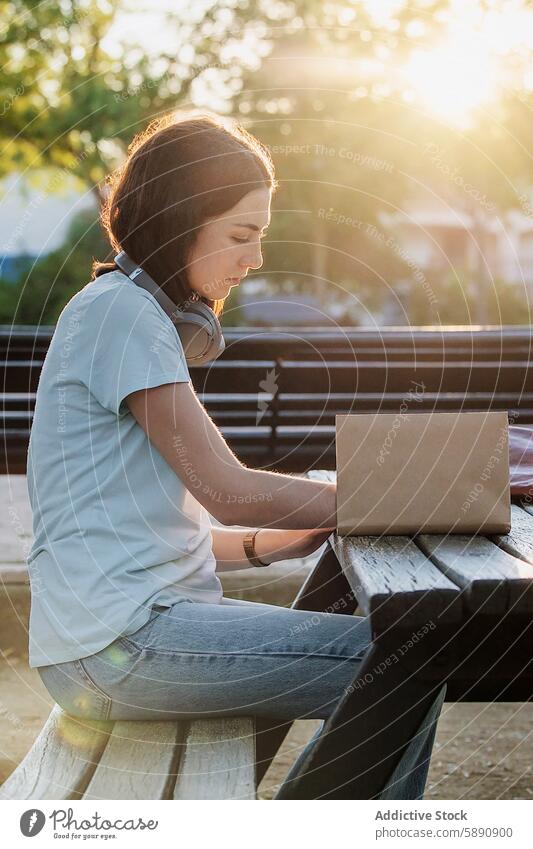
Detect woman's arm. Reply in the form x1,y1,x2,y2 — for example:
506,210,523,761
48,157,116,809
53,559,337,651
211,527,333,572
126,381,337,529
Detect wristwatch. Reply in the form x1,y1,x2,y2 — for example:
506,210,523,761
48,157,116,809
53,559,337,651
243,529,270,567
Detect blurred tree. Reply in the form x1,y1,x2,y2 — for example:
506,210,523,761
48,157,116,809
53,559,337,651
230,0,533,324
1,0,532,326
0,0,277,324
0,0,267,203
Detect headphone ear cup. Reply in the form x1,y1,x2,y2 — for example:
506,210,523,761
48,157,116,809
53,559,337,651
114,251,225,366
176,302,225,365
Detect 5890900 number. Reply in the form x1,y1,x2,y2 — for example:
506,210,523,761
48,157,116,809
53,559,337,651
463,827,513,838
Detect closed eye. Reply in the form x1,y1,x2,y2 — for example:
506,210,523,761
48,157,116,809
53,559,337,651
232,231,268,244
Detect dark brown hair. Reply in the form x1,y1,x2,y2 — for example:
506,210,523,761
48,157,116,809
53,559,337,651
92,111,277,316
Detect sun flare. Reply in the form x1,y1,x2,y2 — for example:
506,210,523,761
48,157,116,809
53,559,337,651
404,39,497,127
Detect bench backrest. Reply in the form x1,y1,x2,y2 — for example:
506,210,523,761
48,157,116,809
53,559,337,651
2,326,532,472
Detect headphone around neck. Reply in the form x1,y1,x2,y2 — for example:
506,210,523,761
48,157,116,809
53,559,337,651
114,251,225,367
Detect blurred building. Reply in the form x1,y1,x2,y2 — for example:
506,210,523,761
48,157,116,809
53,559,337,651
0,173,96,281
381,200,533,285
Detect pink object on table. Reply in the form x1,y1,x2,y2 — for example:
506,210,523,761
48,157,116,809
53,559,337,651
509,425,533,495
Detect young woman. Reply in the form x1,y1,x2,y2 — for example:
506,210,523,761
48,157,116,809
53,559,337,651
27,112,440,797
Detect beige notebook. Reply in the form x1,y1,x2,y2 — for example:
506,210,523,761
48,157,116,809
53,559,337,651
336,411,511,536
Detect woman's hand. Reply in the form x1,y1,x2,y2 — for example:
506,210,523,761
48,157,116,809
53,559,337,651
211,527,335,572
255,528,334,565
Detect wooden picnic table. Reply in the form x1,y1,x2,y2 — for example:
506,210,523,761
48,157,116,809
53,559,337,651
2,474,533,799
260,501,533,798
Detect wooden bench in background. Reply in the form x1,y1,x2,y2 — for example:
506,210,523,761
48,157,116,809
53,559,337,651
2,325,533,473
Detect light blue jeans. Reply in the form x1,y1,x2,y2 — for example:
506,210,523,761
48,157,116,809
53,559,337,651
37,597,444,798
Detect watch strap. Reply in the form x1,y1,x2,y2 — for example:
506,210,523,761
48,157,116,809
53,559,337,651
243,530,269,567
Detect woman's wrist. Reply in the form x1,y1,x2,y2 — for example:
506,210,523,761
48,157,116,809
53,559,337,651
216,527,334,572
254,527,335,565
252,528,313,565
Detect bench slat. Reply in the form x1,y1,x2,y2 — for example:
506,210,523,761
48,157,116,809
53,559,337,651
173,718,256,800
279,361,533,394
417,534,533,616
84,721,185,800
0,705,112,800
332,535,462,638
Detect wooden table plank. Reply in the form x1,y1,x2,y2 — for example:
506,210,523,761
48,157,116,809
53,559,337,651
173,718,256,800
0,705,112,800
332,535,462,639
519,501,533,518
488,505,533,614
493,505,533,566
84,721,185,800
417,534,533,616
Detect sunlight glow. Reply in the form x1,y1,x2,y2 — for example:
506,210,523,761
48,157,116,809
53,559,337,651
404,39,497,127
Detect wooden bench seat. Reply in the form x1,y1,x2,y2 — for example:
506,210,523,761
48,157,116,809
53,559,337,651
0,705,256,800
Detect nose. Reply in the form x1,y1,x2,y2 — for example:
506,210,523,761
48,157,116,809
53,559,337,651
242,243,263,272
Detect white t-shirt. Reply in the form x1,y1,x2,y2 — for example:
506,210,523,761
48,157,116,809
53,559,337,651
27,270,222,668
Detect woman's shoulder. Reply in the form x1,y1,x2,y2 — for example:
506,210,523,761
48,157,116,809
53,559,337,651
76,269,151,306
61,270,168,326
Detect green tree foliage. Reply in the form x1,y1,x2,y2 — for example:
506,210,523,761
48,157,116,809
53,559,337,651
1,0,531,326
0,0,256,197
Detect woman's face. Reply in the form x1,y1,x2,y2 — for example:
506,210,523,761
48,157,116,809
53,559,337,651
186,187,272,301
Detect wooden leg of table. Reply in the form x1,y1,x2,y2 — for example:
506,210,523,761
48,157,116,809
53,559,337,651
274,642,446,800
291,539,358,613
255,540,357,786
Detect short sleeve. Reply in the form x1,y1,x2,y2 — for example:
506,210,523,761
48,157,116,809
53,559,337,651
80,282,190,416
